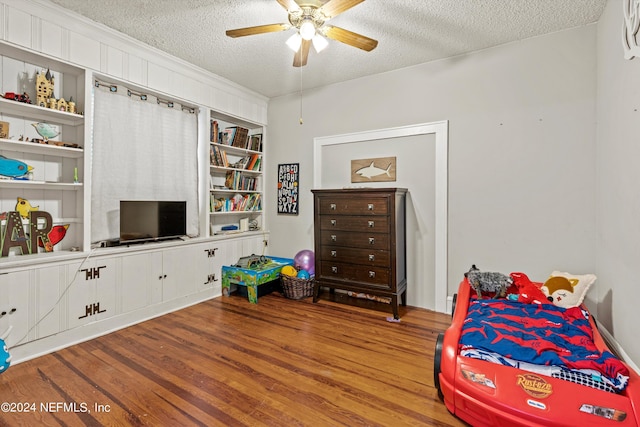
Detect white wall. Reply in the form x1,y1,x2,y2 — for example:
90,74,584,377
596,0,640,366
267,25,598,315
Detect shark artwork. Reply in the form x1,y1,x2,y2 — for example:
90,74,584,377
355,161,392,179
351,157,396,183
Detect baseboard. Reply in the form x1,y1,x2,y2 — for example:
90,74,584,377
10,288,218,365
446,295,453,315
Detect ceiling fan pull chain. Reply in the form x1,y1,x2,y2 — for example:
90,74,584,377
299,64,304,125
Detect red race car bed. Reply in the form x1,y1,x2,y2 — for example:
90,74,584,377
434,276,640,427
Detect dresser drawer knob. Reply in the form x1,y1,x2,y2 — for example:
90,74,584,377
330,219,337,226
332,266,338,273
367,203,374,211
368,254,375,261
368,237,375,245
330,203,336,210
331,250,337,257
369,271,376,278
331,234,337,242
368,220,374,228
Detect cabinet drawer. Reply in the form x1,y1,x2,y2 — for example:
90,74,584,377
319,215,389,233
319,246,390,267
318,262,391,289
318,230,389,250
318,197,388,215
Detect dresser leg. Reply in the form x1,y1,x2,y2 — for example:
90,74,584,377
401,290,407,306
391,295,400,320
312,282,320,303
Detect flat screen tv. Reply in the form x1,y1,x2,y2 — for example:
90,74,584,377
120,200,186,244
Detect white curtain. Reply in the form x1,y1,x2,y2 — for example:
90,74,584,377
91,84,199,242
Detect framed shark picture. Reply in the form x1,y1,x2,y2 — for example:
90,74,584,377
351,156,396,183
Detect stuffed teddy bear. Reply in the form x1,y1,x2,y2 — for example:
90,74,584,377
465,264,513,299
509,272,549,305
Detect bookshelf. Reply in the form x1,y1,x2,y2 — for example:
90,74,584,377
209,112,264,236
0,44,88,256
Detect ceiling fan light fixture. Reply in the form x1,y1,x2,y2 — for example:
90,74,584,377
312,34,328,53
286,32,302,52
299,19,316,41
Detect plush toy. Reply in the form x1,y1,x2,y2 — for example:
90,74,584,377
509,272,549,305
542,271,596,308
0,326,13,374
465,264,513,299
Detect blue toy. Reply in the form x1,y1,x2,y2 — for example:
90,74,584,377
0,155,32,178
0,326,12,374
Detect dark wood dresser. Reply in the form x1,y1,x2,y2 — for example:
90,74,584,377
311,188,407,319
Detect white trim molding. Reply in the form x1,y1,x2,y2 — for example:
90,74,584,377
313,121,449,313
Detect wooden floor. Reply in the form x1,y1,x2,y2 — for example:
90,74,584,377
0,290,467,427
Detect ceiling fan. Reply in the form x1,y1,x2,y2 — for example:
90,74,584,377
226,0,378,67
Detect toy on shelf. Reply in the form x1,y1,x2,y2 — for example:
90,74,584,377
31,122,61,141
0,155,32,179
1,92,31,104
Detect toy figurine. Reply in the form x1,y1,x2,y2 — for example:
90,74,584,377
0,326,13,374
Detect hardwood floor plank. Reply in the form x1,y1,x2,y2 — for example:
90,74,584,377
0,293,466,426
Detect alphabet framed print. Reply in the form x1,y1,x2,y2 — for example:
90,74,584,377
277,163,299,215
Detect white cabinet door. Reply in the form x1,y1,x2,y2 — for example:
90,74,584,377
31,264,67,340
0,270,30,347
161,246,200,301
120,251,163,313
193,241,225,293
67,258,117,329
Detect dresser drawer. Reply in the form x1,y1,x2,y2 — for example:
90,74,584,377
317,197,389,215
319,215,389,233
318,262,391,289
319,246,390,267
318,230,389,250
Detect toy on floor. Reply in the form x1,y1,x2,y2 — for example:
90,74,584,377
0,326,13,374
464,264,512,299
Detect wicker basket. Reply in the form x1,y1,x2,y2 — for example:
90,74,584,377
280,274,314,300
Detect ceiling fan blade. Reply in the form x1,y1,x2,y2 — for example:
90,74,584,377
277,0,301,12
323,25,378,51
319,0,364,18
226,23,289,38
293,39,311,67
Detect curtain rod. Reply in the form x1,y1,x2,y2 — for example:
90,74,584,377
94,79,195,113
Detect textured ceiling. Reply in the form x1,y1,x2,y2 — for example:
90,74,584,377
47,0,608,98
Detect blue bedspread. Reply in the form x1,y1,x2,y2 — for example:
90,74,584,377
459,299,629,391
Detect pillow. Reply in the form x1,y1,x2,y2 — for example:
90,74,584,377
541,271,596,308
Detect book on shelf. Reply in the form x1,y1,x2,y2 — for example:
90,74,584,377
210,144,229,167
249,134,262,152
211,193,262,212
246,154,260,171
210,120,219,143
229,126,249,149
229,155,251,170
221,128,235,145
224,170,257,191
